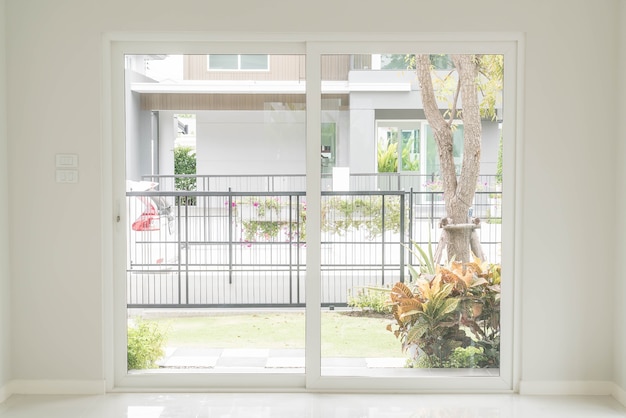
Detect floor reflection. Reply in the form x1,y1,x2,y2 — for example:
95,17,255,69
0,393,625,418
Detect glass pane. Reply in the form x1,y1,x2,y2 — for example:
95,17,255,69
124,54,306,374
208,54,238,70
381,54,411,70
426,124,465,175
320,53,503,378
400,129,419,172
321,122,336,175
240,54,269,70
380,54,453,71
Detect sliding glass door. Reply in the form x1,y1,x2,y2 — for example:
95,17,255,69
111,38,518,392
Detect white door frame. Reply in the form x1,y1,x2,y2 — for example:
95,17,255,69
101,32,524,393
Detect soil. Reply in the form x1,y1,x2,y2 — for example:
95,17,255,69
338,310,393,319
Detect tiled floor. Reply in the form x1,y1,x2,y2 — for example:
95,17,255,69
0,393,625,417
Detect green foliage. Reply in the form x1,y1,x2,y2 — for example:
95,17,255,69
377,139,398,173
377,138,419,173
398,54,453,71
238,198,306,243
347,286,392,314
241,220,284,242
127,319,168,370
174,146,196,205
405,240,437,276
496,133,503,184
429,54,454,70
449,346,487,368
416,54,503,121
409,346,487,368
387,259,501,368
322,196,405,239
400,139,419,171
477,55,504,121
237,195,407,243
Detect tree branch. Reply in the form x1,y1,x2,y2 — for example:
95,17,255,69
448,77,461,127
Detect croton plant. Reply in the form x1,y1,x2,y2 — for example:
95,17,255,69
387,257,501,368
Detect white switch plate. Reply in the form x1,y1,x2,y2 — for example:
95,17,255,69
56,169,79,183
56,154,79,168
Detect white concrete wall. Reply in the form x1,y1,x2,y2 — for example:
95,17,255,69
125,71,154,182
481,121,500,176
158,111,176,180
195,110,306,176
1,0,621,395
0,0,11,401
349,109,376,173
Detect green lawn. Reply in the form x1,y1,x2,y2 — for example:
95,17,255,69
148,311,404,358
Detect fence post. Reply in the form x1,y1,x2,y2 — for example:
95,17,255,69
381,195,386,286
430,173,435,228
228,188,233,285
400,191,406,283
177,195,183,305
184,201,189,304
288,194,293,305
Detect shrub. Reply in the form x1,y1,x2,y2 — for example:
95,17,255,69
322,196,405,239
387,256,501,368
377,138,419,173
409,346,487,368
347,287,392,315
174,146,196,205
127,319,168,370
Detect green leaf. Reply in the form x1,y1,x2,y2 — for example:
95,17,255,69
441,297,460,316
406,320,429,343
405,239,436,275
399,309,421,320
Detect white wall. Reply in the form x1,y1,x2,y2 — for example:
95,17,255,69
616,0,626,400
2,0,620,393
0,0,11,400
6,0,105,385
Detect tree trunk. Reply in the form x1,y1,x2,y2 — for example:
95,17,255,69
416,54,483,263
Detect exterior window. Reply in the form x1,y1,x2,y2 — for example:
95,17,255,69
207,54,269,71
425,123,464,175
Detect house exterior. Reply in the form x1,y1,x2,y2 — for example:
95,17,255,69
126,54,501,191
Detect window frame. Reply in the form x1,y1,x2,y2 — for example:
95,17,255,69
206,54,270,71
104,34,523,393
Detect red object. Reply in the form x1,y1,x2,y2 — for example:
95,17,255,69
132,198,160,231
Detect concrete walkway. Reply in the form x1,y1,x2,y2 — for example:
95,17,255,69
156,347,406,371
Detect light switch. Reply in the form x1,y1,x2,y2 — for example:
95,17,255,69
56,154,79,168
56,169,79,183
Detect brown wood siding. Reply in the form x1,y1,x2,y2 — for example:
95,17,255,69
141,93,349,111
320,54,370,79
184,55,305,81
182,54,363,81
321,55,351,80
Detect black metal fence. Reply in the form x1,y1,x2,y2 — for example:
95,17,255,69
127,177,502,308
